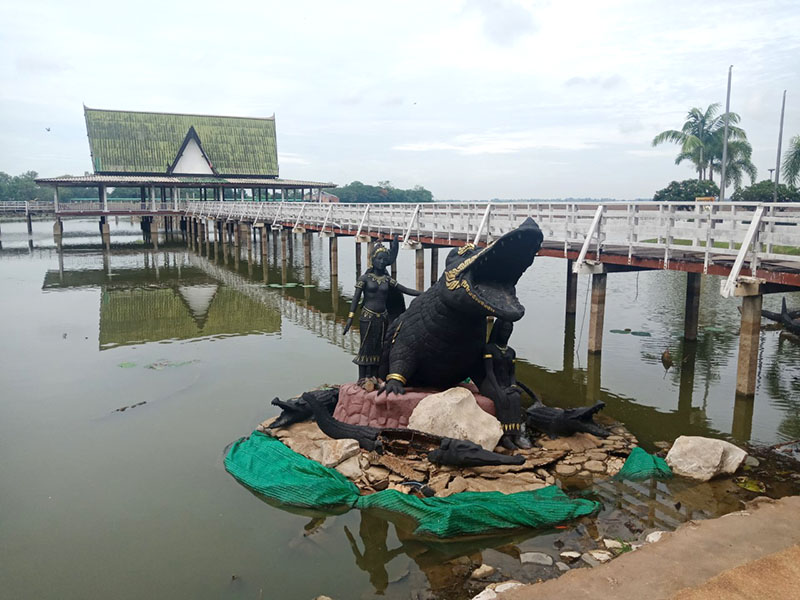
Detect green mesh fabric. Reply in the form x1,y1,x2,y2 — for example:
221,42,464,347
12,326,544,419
225,431,360,509
615,447,672,481
225,431,601,538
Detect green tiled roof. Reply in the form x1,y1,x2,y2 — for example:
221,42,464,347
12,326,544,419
84,107,278,176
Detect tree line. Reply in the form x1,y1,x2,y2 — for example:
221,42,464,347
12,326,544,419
333,181,433,203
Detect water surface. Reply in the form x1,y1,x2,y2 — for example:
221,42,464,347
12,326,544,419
1,217,798,599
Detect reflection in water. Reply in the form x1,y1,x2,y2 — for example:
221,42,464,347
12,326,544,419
5,218,800,600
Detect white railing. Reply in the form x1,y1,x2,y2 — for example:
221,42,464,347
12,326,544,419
184,200,800,295
55,201,188,213
0,201,54,213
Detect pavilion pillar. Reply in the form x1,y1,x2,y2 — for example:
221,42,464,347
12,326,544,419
565,260,578,315
173,187,179,211
588,273,607,354
53,187,59,214
53,219,63,246
329,236,339,281
684,272,702,342
233,221,240,247
204,220,211,255
245,223,253,255
355,241,362,275
366,241,373,269
261,226,268,258
151,186,157,212
735,293,763,397
416,248,425,290
281,229,288,263
430,246,439,286
101,220,111,251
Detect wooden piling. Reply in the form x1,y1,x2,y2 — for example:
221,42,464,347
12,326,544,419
588,273,607,354
684,272,701,341
566,259,578,315
735,293,763,396
416,248,424,290
430,246,439,286
329,236,339,280
355,242,362,275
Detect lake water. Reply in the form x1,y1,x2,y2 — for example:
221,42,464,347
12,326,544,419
1,217,799,599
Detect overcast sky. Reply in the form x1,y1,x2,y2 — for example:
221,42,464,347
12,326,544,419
1,0,798,199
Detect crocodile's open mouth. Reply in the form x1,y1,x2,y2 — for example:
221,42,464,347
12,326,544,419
446,217,543,321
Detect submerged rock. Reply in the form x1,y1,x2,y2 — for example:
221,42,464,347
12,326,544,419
520,552,553,566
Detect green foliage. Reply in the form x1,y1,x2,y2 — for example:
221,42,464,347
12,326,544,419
0,171,97,202
783,135,800,188
731,180,800,203
653,179,719,203
653,103,756,187
334,181,434,203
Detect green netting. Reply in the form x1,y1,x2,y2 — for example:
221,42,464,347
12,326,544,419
615,447,672,481
225,431,601,538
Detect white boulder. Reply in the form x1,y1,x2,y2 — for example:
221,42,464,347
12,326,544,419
666,436,747,481
408,387,503,451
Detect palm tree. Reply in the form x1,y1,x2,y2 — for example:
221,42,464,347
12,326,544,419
652,103,749,181
709,138,757,191
782,135,800,188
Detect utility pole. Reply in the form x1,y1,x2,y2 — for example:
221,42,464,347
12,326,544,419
774,90,787,203
720,65,733,202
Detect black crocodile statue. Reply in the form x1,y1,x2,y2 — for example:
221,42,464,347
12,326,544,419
378,217,544,395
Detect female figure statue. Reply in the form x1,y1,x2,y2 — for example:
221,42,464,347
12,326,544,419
344,239,421,380
478,319,535,450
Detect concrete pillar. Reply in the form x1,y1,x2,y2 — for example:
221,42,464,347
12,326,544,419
281,229,288,263
101,221,111,251
329,236,338,280
588,273,607,354
261,226,268,257
100,184,108,213
678,342,696,423
53,187,59,214
151,217,159,250
26,213,33,234
245,223,253,255
566,259,578,315
53,219,63,247
735,294,763,397
367,241,373,269
233,221,240,247
684,272,701,341
430,246,439,286
416,248,425,290
732,394,755,442
355,242,362,275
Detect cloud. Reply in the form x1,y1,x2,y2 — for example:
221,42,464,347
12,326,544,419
463,0,538,46
15,55,70,74
565,74,624,90
279,153,310,166
394,129,596,155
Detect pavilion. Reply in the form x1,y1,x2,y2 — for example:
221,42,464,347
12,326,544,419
36,107,335,213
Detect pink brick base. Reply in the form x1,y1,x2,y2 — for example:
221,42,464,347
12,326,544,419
333,382,497,429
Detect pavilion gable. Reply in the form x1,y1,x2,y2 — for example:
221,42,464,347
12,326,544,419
84,107,279,177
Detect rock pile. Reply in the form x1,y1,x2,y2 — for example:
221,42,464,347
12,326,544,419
257,416,638,496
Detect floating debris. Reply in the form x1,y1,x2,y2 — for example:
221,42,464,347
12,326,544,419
609,329,630,335
734,476,766,494
145,359,199,370
114,401,147,413
630,331,651,337
117,362,137,369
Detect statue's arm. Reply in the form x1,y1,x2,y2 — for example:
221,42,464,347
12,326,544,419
393,281,422,296
343,280,364,334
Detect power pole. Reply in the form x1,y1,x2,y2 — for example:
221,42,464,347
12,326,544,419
720,65,733,202
774,90,787,203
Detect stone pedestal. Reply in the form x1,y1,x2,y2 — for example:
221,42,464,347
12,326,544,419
333,382,496,429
